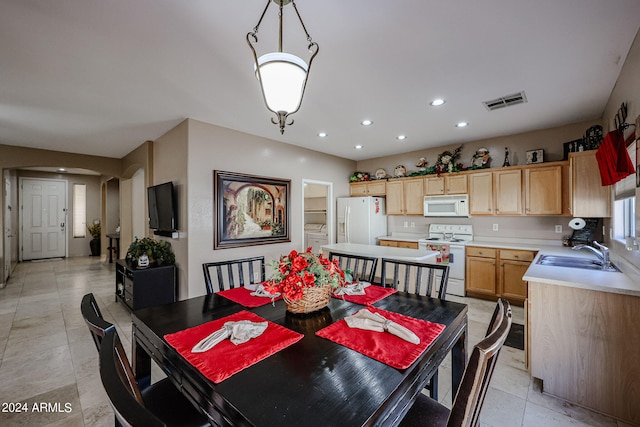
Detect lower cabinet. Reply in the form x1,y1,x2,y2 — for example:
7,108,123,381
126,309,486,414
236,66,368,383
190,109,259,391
379,239,419,249
466,246,535,305
115,260,176,311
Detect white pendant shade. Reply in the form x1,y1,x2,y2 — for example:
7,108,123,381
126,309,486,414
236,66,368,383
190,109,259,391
256,52,308,113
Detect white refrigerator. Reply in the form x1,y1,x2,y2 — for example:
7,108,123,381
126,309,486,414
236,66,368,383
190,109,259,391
337,197,387,245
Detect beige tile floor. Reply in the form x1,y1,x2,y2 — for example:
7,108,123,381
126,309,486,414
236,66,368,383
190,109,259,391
0,257,631,426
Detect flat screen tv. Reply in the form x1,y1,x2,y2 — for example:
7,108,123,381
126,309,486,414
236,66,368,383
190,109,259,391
147,182,177,236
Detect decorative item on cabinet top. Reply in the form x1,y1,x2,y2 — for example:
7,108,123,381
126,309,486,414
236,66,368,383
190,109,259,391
350,171,371,182
526,149,544,164
470,148,491,169
393,165,407,177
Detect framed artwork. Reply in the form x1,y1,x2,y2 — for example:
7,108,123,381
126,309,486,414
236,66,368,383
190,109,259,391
526,149,544,164
214,170,290,249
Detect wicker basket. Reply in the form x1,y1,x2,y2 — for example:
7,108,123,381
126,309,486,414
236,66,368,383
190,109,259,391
283,282,332,314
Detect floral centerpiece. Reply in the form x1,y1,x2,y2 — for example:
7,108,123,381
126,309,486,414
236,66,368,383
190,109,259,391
264,248,352,314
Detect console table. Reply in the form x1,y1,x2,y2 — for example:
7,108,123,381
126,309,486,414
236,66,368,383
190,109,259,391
115,260,176,311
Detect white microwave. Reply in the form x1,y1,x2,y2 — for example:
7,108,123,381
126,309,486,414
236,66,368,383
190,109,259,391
423,194,469,217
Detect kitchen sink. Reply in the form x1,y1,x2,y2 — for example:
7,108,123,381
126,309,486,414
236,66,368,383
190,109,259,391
536,255,620,272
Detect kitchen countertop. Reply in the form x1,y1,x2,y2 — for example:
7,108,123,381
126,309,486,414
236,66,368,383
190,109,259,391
468,237,640,297
321,243,438,262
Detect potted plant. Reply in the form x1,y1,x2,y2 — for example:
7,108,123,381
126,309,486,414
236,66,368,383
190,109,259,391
259,219,272,230
126,237,176,269
87,222,101,256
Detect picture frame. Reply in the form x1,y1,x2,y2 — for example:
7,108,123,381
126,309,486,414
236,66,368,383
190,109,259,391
214,170,290,249
526,149,544,164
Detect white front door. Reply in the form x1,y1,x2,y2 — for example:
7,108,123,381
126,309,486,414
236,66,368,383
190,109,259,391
21,178,67,260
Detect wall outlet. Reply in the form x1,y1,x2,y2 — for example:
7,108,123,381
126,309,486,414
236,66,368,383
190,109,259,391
403,221,408,228
410,221,415,228
492,224,499,231
554,225,562,233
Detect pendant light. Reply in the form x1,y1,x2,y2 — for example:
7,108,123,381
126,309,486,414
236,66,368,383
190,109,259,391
247,0,319,134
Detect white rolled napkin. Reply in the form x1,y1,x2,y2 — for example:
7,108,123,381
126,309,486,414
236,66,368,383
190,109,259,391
343,309,420,345
191,320,268,353
249,283,280,298
334,281,371,296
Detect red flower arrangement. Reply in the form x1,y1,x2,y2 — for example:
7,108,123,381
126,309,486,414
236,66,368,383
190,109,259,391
264,248,352,301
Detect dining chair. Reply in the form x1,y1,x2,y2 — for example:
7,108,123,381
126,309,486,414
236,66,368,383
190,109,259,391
99,329,210,427
380,258,450,300
202,256,266,294
380,258,450,399
328,252,378,283
399,298,513,427
80,293,115,352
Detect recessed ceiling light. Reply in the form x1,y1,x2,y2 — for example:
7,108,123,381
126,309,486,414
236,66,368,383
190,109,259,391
361,119,373,126
455,122,469,128
58,168,66,172
396,135,407,141
318,132,327,137
354,145,363,149
430,98,446,107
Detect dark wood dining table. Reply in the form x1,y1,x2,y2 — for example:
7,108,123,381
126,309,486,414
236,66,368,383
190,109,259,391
132,292,468,427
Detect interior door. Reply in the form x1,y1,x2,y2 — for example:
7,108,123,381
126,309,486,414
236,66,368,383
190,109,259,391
3,174,12,282
21,178,67,260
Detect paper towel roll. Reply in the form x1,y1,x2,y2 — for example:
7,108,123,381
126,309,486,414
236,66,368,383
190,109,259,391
569,218,586,230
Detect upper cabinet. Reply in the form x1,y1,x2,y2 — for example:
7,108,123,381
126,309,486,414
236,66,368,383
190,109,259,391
469,162,568,217
424,174,468,195
524,165,563,215
349,180,386,197
468,172,494,215
386,178,424,215
469,169,522,215
494,169,523,215
569,151,611,217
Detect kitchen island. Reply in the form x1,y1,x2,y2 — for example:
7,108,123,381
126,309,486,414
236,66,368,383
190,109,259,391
523,252,640,425
321,242,439,262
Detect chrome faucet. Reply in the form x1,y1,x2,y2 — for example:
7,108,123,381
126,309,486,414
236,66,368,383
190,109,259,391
572,241,610,270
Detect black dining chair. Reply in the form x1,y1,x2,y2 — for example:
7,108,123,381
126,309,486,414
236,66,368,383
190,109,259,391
380,258,449,299
399,298,512,427
81,293,115,352
99,329,210,427
328,252,378,283
202,256,266,295
380,258,450,399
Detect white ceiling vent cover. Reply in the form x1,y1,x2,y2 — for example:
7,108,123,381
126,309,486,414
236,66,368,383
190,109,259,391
482,91,528,111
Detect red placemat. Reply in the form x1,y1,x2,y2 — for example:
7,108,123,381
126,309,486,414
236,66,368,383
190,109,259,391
332,285,397,305
316,307,445,369
164,310,302,383
218,286,282,308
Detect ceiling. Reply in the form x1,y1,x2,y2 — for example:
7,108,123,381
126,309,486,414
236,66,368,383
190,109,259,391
2,0,640,162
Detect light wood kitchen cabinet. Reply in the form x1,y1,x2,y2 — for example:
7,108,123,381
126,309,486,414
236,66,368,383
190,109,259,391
524,165,563,215
494,169,523,215
385,178,424,215
468,169,522,215
498,249,535,304
379,239,419,249
529,281,640,424
424,174,468,195
466,246,535,305
349,180,386,197
465,246,497,296
468,172,494,215
569,151,611,217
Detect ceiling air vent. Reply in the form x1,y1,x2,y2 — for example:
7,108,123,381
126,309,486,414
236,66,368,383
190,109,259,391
482,91,527,111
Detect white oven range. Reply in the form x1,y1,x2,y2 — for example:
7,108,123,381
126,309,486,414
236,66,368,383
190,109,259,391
418,224,473,297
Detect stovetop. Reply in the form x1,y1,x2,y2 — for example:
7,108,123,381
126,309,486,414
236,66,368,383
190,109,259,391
421,224,474,244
